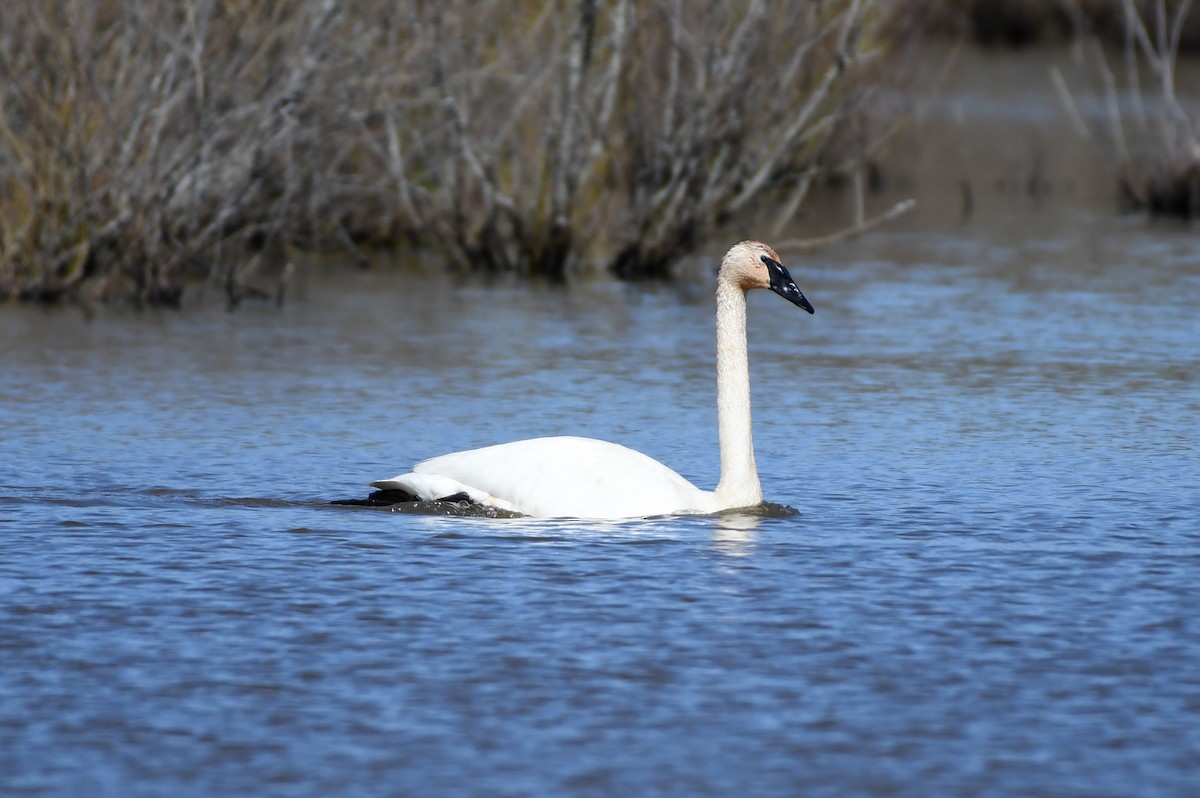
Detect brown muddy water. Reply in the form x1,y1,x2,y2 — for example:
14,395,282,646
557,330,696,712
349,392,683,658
2,49,1199,797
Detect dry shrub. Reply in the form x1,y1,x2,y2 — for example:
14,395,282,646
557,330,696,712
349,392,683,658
1111,0,1200,215
0,0,370,304
0,0,893,304
1052,0,1200,216
1123,161,1200,215
375,0,894,278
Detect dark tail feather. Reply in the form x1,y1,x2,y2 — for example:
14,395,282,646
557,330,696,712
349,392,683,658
331,489,474,507
330,488,417,507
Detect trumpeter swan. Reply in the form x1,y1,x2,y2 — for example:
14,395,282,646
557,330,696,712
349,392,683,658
371,240,814,518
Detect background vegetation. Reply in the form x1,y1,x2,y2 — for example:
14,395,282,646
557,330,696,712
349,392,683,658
0,0,891,305
1,0,1197,306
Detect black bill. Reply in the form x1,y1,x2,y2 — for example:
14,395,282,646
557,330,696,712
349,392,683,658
762,255,815,314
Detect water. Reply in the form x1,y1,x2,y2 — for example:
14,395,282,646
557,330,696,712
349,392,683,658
4,57,1200,797
3,204,1198,796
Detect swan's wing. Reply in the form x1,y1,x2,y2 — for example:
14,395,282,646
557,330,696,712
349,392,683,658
411,436,712,518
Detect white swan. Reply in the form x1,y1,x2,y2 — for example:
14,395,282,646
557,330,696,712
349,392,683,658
370,240,814,518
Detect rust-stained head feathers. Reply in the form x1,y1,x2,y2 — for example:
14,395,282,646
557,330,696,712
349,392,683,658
719,240,814,313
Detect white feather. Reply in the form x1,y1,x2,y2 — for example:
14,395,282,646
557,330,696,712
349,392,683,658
374,436,715,518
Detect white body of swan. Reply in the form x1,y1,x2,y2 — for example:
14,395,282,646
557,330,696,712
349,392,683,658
371,240,814,518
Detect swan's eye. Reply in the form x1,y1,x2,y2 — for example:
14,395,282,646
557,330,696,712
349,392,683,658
760,254,782,272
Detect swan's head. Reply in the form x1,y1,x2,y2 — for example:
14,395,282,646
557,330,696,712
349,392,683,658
721,241,815,314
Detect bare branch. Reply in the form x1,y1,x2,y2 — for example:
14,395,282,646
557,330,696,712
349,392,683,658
778,199,915,253
1050,65,1092,140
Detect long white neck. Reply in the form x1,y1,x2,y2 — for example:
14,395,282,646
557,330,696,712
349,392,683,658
713,279,763,508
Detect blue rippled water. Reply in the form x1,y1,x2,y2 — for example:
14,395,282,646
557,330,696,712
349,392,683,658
2,206,1198,796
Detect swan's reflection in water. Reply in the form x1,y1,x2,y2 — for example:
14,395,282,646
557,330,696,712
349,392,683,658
710,502,795,556
330,497,797,559
711,512,761,556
